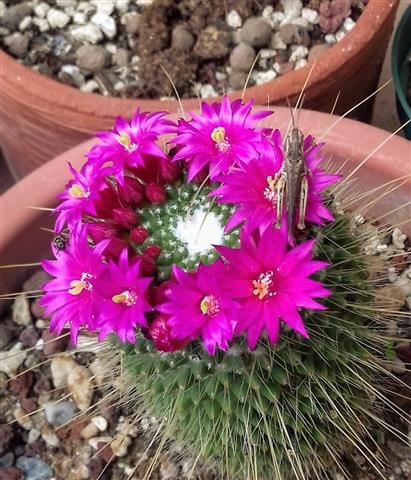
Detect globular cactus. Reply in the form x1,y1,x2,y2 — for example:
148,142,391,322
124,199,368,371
40,97,409,480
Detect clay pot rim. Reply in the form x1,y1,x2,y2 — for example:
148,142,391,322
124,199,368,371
0,0,397,115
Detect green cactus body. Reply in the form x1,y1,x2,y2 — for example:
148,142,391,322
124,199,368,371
121,190,384,479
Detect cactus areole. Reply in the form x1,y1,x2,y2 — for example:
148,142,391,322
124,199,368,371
40,98,401,479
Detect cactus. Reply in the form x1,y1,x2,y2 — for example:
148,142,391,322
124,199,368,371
119,210,385,480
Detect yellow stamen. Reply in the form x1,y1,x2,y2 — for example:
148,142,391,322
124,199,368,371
68,280,86,295
69,184,86,198
200,298,210,314
211,126,226,144
252,280,269,300
116,132,132,149
267,175,276,189
112,293,128,304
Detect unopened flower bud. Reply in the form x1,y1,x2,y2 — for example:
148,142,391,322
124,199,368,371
130,227,149,245
118,177,145,207
160,158,182,183
139,255,157,276
149,314,189,352
87,222,119,243
143,245,161,258
112,208,139,229
145,183,166,204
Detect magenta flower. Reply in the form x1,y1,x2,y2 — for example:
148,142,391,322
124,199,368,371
158,262,239,355
95,249,153,343
215,227,330,350
55,160,110,232
40,226,108,344
172,96,272,180
211,130,340,234
88,109,174,183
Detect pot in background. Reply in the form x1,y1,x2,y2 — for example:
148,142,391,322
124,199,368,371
0,0,399,179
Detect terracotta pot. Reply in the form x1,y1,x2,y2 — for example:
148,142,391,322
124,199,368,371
0,0,399,180
1,106,410,299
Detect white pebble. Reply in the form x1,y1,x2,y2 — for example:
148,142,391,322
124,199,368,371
289,45,308,63
343,17,356,31
28,429,41,444
56,0,77,7
200,84,218,99
251,69,277,85
376,244,388,253
226,9,242,29
91,415,108,432
96,0,115,15
271,12,285,29
271,32,287,50
388,267,397,283
0,1,6,18
47,8,71,29
260,48,277,59
35,338,44,351
105,43,117,54
0,343,27,376
19,16,32,32
354,214,365,224
73,12,87,25
116,0,130,13
291,17,309,27
295,58,308,69
262,6,274,19
71,24,103,44
89,436,112,449
325,33,337,45
335,30,346,42
114,81,125,91
301,7,319,24
33,17,50,32
77,1,96,15
34,2,50,18
280,0,303,26
91,12,117,39
215,71,226,81
392,228,407,250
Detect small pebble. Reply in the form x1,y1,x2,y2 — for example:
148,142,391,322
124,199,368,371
91,415,108,432
44,401,76,427
1,3,32,30
392,228,407,250
171,25,195,52
16,456,53,480
32,17,49,32
70,24,103,44
12,294,31,326
41,424,60,447
19,16,32,32
73,12,87,25
89,436,112,449
228,70,248,90
226,10,242,29
14,407,33,430
67,365,93,411
325,33,337,44
160,459,179,479
0,342,27,376
241,17,272,48
33,3,50,19
91,12,117,39
335,30,346,42
229,43,256,71
46,9,71,29
58,64,85,88
343,17,356,31
76,44,111,72
301,7,319,24
289,45,309,63
50,353,78,388
120,11,140,34
113,47,130,67
81,422,99,439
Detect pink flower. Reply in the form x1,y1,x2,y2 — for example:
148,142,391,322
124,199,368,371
158,263,239,355
95,249,153,343
55,161,110,232
215,227,330,350
211,130,340,235
40,226,108,343
172,96,272,180
89,109,174,183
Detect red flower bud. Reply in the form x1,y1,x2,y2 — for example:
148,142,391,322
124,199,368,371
160,158,182,184
118,177,145,207
145,183,166,204
139,255,157,276
112,208,139,229
87,221,119,243
143,245,161,258
149,314,189,352
152,281,172,305
102,239,130,261
130,227,149,245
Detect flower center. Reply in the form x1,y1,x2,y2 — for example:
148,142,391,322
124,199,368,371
68,272,93,295
211,126,230,153
252,271,277,300
69,183,90,198
112,289,138,307
263,175,277,206
200,294,220,317
116,132,138,153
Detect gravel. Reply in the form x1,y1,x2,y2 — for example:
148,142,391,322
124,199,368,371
0,0,365,99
